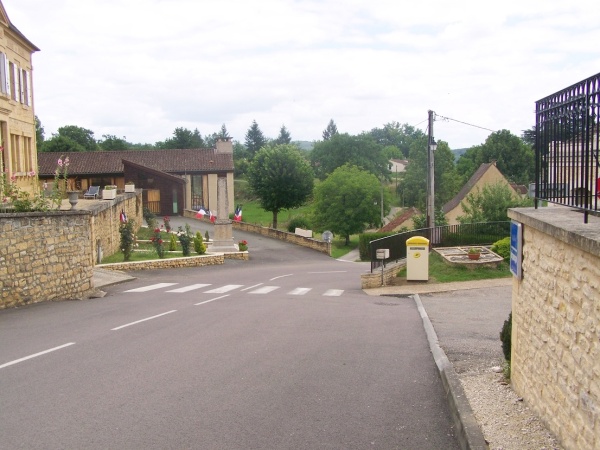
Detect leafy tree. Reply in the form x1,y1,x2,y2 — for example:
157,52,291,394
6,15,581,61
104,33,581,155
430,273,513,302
157,127,204,149
247,144,314,228
310,133,388,180
367,122,425,158
457,182,533,223
521,126,535,147
381,145,403,161
41,135,86,153
312,164,387,245
455,145,483,184
412,209,448,229
99,134,130,151
322,119,338,140
245,120,267,158
35,116,45,151
56,125,98,151
275,125,292,145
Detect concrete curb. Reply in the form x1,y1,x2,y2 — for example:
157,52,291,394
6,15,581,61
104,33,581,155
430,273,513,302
414,294,489,450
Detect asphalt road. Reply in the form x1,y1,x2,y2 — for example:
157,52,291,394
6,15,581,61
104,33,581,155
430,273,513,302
0,218,460,449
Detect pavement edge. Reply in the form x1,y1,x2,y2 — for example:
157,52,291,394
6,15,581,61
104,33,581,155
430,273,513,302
413,293,489,450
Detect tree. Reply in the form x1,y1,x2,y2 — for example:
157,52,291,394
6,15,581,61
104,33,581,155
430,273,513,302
56,125,98,151
245,120,267,158
457,182,533,223
41,135,86,153
157,127,204,149
322,119,338,140
204,124,231,148
310,133,388,180
275,125,291,144
35,116,45,151
247,144,314,228
312,164,386,245
99,134,130,151
367,122,425,158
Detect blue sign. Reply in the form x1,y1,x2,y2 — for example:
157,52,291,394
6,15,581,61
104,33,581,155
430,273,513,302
510,221,522,279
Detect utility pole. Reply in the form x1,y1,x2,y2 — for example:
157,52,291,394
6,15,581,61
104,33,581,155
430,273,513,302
427,110,436,230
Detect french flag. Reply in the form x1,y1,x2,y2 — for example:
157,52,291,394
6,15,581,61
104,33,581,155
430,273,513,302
195,207,208,219
119,209,128,223
234,206,242,222
209,210,216,223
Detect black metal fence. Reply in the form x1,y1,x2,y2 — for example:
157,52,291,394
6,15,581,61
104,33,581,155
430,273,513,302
535,72,600,222
369,222,510,272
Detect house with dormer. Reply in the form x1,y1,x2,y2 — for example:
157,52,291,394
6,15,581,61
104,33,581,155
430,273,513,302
0,1,39,193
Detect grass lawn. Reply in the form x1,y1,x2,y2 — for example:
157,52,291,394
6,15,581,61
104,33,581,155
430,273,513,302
396,251,511,283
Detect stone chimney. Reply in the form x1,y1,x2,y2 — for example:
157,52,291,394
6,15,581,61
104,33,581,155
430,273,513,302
215,137,233,154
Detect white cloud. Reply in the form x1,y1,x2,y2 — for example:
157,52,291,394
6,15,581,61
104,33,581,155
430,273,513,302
5,0,600,148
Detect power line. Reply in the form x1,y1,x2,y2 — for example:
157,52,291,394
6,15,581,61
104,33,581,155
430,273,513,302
434,113,497,133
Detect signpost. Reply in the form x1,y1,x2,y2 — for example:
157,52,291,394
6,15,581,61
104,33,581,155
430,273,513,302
510,221,522,279
376,248,390,285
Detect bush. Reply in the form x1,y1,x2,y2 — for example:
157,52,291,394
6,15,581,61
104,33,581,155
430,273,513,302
358,232,394,260
119,219,136,261
491,237,511,260
287,216,311,233
194,232,206,255
144,207,157,229
169,233,178,251
500,312,512,362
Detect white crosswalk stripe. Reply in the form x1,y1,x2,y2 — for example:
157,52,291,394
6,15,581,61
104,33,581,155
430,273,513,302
288,287,312,295
124,283,177,293
248,286,280,294
166,284,211,293
203,284,244,294
323,289,344,296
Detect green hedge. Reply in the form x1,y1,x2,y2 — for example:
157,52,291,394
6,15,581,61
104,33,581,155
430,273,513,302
359,232,395,260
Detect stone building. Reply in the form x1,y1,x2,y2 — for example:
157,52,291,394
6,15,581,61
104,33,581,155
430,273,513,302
0,0,39,194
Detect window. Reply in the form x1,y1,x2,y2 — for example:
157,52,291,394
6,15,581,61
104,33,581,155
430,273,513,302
9,62,17,101
21,69,31,106
0,53,9,96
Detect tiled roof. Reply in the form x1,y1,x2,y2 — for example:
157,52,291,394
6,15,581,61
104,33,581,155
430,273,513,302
37,148,234,176
379,207,421,232
442,162,494,214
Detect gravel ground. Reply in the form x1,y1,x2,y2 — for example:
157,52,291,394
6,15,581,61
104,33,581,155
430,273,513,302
419,287,563,450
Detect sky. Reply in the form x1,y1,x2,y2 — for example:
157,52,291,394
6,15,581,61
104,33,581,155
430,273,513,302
5,0,600,149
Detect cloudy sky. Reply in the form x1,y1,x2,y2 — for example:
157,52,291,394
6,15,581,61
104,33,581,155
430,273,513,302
6,0,600,149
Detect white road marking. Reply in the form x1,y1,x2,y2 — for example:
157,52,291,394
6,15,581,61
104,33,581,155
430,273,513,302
323,289,344,296
241,283,263,291
195,295,229,306
249,286,280,294
166,284,211,293
0,343,76,370
288,287,311,295
111,310,177,331
270,274,293,281
203,284,243,294
124,283,177,292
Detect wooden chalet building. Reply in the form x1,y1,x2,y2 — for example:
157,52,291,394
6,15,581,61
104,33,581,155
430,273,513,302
37,138,235,216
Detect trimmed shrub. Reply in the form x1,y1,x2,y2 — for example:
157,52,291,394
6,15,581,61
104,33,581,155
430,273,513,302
359,232,395,261
500,312,512,361
287,216,311,233
491,237,511,260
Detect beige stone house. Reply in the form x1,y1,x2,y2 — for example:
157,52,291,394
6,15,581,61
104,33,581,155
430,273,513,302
442,162,519,225
0,1,39,193
37,138,235,216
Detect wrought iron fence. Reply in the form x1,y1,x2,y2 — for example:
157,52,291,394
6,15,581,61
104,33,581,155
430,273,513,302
369,222,510,272
535,72,600,222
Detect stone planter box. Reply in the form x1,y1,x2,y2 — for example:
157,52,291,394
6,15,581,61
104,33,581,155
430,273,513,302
102,189,116,200
125,184,135,193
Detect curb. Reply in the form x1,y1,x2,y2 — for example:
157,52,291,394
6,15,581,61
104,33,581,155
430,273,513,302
413,294,489,450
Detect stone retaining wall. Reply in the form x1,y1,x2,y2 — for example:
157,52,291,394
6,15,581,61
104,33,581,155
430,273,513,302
97,253,227,271
361,261,406,289
183,210,331,255
508,207,600,450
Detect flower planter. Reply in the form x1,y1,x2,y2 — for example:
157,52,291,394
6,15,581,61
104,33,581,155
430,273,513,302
67,191,80,209
125,184,135,193
102,189,116,200
468,253,480,260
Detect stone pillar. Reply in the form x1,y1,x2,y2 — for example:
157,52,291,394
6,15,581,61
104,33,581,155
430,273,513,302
210,175,237,252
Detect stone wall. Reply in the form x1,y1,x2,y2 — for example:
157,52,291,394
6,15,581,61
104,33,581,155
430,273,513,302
183,210,331,255
0,211,94,308
360,261,406,289
508,206,600,450
97,253,227,271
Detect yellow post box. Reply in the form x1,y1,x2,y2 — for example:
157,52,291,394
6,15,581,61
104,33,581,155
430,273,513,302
406,236,430,281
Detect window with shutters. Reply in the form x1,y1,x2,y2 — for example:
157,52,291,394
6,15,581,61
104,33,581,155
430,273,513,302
21,69,30,105
8,61,17,101
0,52,9,97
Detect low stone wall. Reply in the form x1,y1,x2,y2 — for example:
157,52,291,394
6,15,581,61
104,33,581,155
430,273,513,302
97,253,227,271
361,261,406,289
183,210,331,255
0,211,94,308
508,207,600,450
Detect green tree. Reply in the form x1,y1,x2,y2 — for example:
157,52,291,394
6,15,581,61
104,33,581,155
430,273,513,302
247,144,314,228
56,125,98,151
99,134,130,151
245,120,267,158
367,122,425,158
41,135,86,153
322,119,338,140
310,133,388,180
35,116,44,151
275,125,292,144
312,164,386,245
157,127,204,149
458,182,533,223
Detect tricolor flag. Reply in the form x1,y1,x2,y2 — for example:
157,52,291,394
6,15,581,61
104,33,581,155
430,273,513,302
119,209,128,223
209,210,216,223
234,206,242,222
195,207,208,219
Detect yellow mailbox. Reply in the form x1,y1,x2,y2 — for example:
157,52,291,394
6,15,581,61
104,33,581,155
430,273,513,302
406,236,430,281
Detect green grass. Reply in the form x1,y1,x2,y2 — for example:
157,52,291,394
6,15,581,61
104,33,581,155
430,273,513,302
396,251,511,283
238,200,312,229
330,235,360,259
